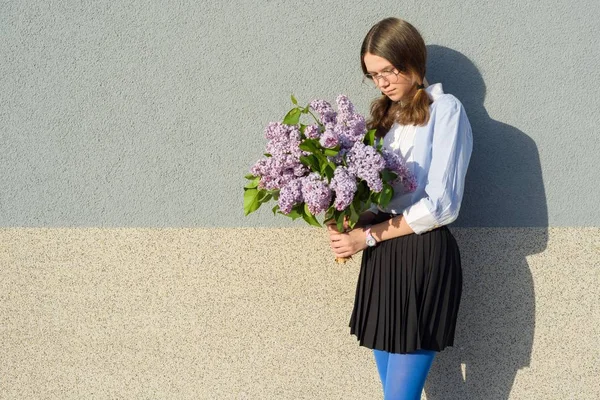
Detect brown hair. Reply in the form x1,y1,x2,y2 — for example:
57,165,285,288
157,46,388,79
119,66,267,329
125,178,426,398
360,18,431,137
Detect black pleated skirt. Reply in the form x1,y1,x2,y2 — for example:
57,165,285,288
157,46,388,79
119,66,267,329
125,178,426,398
348,212,463,354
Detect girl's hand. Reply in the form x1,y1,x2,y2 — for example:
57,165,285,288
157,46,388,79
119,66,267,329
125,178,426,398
326,225,367,258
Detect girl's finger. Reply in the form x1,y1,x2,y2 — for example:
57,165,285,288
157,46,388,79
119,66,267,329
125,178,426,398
326,223,340,233
328,231,344,240
336,246,353,257
330,236,346,244
331,240,348,250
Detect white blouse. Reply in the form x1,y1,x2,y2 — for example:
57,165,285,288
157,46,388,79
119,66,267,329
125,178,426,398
370,83,473,234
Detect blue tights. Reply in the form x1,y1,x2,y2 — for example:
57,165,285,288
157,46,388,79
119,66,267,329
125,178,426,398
372,348,436,400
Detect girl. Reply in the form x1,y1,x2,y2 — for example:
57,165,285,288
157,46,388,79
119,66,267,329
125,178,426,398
327,17,473,399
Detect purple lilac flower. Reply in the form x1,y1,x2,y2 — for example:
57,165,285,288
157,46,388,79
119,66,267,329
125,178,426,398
402,175,418,192
264,121,295,142
319,128,339,148
346,142,386,192
294,163,308,177
309,99,334,117
304,124,321,139
333,96,367,149
301,173,332,215
333,125,351,149
327,148,347,165
249,95,375,205
322,110,337,126
381,149,417,193
334,115,367,149
251,153,306,191
278,178,304,214
264,122,302,158
336,94,355,116
309,100,337,126
345,114,367,142
250,121,310,190
330,167,357,211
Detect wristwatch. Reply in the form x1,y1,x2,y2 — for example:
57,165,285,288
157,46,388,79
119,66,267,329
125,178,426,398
364,226,377,247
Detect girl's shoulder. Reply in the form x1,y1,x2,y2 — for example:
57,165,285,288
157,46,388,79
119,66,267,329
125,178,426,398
430,93,464,115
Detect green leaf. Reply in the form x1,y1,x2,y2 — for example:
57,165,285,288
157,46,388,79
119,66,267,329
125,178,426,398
278,211,300,220
371,190,381,205
272,204,280,215
243,189,261,216
381,169,398,183
322,164,334,181
314,152,328,168
244,176,260,189
320,159,329,175
283,107,301,125
349,203,360,228
291,94,298,105
324,206,335,222
244,173,255,180
300,154,320,173
278,204,302,220
335,210,346,233
379,184,394,207
299,124,307,135
364,129,376,146
299,139,321,153
302,203,321,227
287,207,303,220
264,153,272,157
323,147,339,157
356,180,370,201
258,191,272,203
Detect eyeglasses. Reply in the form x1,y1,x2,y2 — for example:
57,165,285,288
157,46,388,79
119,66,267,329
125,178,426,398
362,68,402,88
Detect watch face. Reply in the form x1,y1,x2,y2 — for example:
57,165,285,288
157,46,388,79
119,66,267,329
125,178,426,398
366,237,377,247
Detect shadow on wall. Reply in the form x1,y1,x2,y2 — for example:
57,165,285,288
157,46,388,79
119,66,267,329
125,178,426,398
423,45,549,399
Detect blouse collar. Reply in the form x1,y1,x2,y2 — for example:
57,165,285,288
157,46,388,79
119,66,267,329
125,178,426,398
425,83,444,102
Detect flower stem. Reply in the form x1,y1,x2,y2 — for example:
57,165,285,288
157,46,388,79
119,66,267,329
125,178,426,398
307,110,323,126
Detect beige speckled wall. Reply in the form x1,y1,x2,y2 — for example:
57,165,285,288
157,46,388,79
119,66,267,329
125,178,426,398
2,228,598,399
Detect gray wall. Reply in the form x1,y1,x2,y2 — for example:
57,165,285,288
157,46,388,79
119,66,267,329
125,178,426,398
2,0,599,227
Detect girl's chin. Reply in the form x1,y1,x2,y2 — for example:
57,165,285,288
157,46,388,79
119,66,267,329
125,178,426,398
388,93,410,103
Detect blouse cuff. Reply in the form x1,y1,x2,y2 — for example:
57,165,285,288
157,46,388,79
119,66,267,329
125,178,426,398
402,201,440,234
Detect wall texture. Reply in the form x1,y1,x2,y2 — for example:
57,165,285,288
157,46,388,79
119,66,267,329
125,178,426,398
1,227,599,399
2,0,599,227
1,0,599,399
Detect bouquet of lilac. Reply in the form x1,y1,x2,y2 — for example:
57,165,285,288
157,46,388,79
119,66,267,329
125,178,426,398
244,94,416,260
